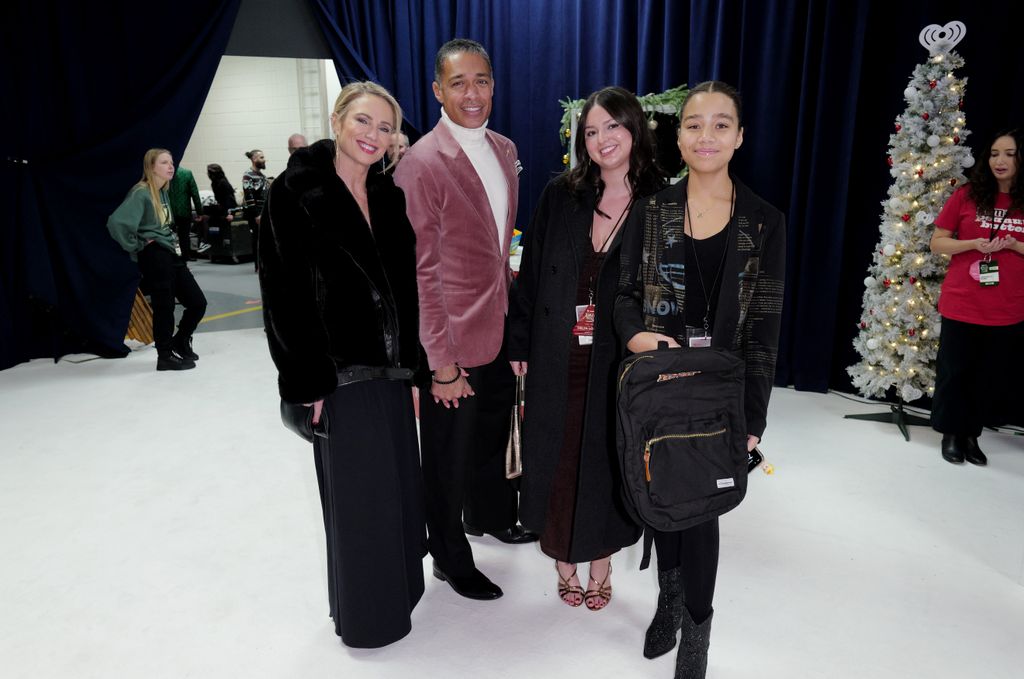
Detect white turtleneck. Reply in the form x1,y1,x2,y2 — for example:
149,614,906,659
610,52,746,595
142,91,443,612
440,108,509,252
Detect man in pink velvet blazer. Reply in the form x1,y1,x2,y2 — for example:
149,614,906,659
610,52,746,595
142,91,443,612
395,38,536,602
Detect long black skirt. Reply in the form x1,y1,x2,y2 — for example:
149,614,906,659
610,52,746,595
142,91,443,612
313,378,427,648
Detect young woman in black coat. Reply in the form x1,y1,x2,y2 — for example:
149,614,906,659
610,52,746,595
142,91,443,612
507,87,664,611
614,81,786,678
258,81,428,648
206,163,237,211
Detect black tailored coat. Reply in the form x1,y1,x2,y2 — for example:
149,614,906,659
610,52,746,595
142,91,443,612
507,177,642,562
259,139,428,404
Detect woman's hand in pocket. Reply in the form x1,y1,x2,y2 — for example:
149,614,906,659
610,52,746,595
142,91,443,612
304,399,325,424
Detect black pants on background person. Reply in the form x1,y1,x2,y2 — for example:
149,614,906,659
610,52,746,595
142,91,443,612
174,215,194,260
137,243,207,355
932,317,1024,436
314,378,426,648
418,344,518,576
653,519,719,622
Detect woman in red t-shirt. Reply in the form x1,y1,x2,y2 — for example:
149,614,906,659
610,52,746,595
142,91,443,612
929,128,1024,465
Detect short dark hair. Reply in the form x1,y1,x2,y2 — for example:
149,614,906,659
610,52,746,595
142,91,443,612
244,149,262,160
565,86,665,214
681,81,743,128
434,38,492,83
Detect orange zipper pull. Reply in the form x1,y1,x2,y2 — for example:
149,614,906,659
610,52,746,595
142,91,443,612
644,443,651,482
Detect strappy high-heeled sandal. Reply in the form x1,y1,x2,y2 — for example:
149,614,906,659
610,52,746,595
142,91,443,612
557,563,584,607
584,563,613,611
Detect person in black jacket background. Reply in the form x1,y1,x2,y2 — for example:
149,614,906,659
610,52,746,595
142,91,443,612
258,81,428,649
615,81,786,678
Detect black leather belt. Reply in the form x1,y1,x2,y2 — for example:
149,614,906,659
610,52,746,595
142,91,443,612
336,365,414,386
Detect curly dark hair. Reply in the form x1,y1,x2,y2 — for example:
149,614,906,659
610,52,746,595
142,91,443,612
564,86,665,216
968,127,1024,215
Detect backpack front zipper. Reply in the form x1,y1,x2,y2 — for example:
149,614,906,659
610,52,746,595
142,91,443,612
643,429,727,482
618,355,653,392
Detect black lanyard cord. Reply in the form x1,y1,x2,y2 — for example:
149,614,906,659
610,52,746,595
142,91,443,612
684,183,736,332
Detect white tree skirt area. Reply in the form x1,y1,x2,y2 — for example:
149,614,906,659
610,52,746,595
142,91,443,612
1,328,1022,679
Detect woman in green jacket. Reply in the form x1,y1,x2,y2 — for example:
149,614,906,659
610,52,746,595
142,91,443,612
108,148,207,370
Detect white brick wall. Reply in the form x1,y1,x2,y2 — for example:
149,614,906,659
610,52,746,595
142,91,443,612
180,56,335,197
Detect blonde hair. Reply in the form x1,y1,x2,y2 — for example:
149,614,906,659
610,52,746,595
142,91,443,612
331,81,403,170
137,148,173,223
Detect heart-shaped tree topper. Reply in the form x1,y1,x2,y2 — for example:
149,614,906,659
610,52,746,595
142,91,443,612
919,21,966,55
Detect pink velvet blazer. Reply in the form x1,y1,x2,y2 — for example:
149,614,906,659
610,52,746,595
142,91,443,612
394,121,519,370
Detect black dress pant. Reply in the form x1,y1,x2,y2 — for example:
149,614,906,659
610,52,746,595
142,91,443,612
137,243,207,354
932,316,1024,436
174,215,193,259
418,344,518,575
315,379,426,648
653,518,719,623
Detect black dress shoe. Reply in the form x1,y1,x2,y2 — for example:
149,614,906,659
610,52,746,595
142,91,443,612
463,522,539,544
941,434,965,464
432,562,503,600
964,436,988,466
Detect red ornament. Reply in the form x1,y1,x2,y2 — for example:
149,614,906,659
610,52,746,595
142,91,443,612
895,123,902,132
860,321,867,330
917,169,925,178
953,135,960,144
950,178,957,186
908,328,916,337
958,99,963,110
887,156,894,167
929,80,937,89
922,112,930,121
909,276,917,285
901,214,911,222
883,278,892,288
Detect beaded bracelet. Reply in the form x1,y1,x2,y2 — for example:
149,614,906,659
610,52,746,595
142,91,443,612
432,370,461,385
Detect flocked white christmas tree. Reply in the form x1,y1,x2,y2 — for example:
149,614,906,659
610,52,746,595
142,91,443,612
848,22,974,403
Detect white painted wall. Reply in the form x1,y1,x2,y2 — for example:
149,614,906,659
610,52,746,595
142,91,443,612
180,56,336,196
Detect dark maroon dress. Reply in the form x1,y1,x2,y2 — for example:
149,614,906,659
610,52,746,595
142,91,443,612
540,245,615,562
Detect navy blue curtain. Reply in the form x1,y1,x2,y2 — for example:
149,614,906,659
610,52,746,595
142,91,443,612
0,1,240,370
310,0,1024,394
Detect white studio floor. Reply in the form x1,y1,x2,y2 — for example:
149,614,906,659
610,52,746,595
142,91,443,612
2,327,1023,679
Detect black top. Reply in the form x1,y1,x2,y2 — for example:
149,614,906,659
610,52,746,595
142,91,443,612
683,226,729,330
212,177,237,209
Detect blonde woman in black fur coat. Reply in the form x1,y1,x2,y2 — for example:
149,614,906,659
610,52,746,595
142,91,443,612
258,81,429,649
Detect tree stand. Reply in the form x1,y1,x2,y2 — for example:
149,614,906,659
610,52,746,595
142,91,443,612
845,400,931,442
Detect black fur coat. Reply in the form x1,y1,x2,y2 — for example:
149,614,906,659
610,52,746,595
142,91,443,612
258,139,427,403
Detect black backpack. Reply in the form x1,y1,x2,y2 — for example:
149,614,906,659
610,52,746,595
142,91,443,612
616,346,748,534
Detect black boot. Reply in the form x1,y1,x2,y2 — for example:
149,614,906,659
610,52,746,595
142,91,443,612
157,351,196,371
964,436,987,466
172,335,199,361
940,434,966,464
675,609,713,679
644,566,684,659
